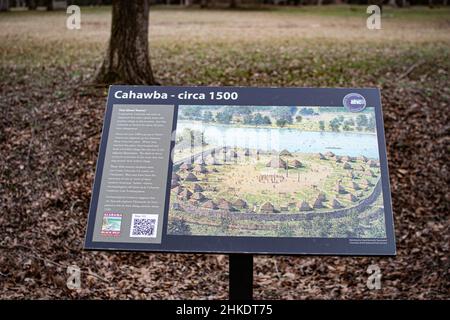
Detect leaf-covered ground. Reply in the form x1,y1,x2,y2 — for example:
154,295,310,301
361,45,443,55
0,6,449,299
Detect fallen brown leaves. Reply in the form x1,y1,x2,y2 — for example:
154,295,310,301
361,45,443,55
0,26,449,300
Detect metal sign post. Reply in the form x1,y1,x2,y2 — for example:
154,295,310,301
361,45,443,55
229,254,253,300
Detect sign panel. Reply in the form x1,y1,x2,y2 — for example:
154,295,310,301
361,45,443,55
85,86,396,255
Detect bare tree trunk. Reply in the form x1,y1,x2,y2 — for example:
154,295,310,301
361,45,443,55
26,0,37,9
0,0,10,11
46,0,53,11
200,0,208,8
94,0,157,85
229,0,239,9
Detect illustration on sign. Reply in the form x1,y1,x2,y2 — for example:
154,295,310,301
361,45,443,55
84,86,396,256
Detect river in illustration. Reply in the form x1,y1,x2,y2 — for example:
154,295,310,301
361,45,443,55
176,121,380,159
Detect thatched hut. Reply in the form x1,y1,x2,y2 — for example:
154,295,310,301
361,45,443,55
318,153,327,160
335,156,342,163
172,202,181,210
172,186,184,195
343,162,352,170
279,149,293,157
317,192,327,202
352,182,361,190
171,173,181,187
202,200,217,210
184,172,198,181
233,199,248,209
178,189,192,200
191,192,205,201
313,197,324,209
180,163,193,171
337,184,347,194
266,157,287,169
332,198,344,209
290,159,303,168
359,155,369,163
297,200,312,212
188,199,198,206
193,183,203,192
347,193,358,202
368,160,379,168
325,151,335,157
218,199,235,211
260,202,276,213
229,150,238,158
342,156,351,162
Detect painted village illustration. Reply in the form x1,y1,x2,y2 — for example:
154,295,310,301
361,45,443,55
167,105,387,238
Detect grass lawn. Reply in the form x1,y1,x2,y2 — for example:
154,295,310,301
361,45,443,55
0,6,448,299
1,6,449,87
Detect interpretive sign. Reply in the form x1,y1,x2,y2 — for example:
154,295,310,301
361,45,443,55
85,86,396,255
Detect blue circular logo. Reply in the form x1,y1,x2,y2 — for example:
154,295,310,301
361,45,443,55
343,93,366,112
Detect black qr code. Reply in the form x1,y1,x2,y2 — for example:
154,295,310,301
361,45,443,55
130,215,157,238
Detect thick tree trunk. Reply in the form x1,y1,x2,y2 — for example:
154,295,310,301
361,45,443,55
0,0,10,11
46,0,53,11
229,0,239,9
26,0,37,10
94,0,157,85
